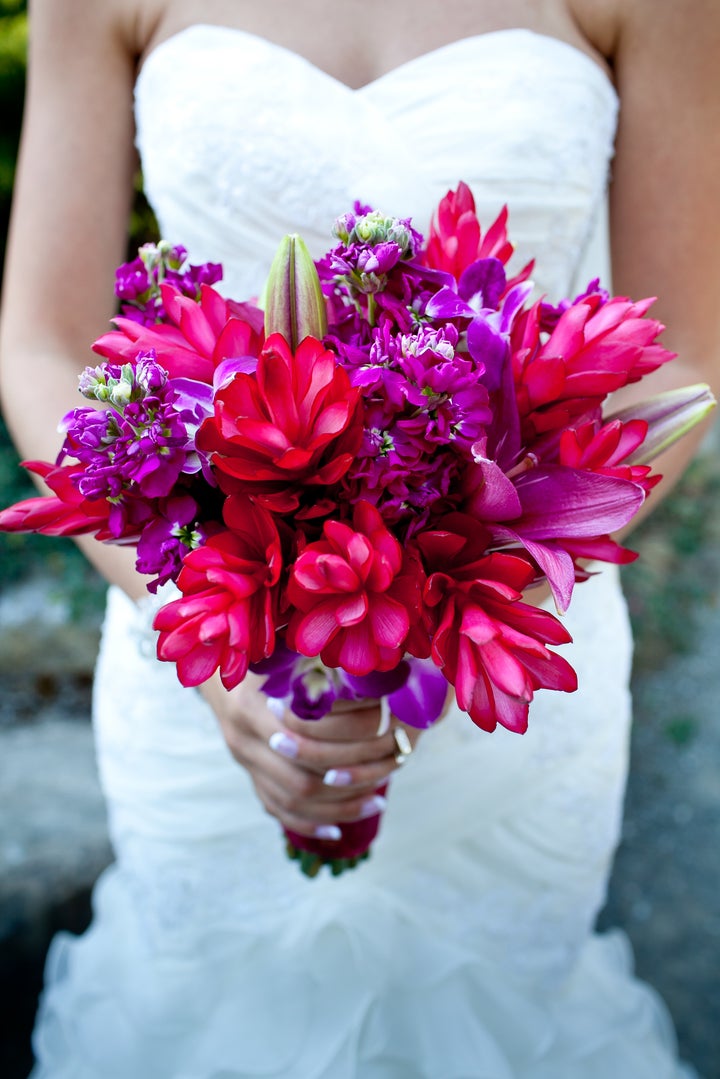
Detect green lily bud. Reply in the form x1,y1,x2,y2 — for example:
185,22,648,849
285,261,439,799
262,234,328,349
607,383,717,464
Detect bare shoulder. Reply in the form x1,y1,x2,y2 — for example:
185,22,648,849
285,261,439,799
27,0,167,67
571,0,720,67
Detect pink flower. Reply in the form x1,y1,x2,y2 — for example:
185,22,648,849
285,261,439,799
557,418,661,495
415,514,577,733
512,293,676,442
0,460,139,540
154,498,282,689
198,333,363,514
93,283,263,383
423,182,533,288
286,501,424,675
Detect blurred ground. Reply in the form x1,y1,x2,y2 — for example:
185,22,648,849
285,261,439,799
0,452,718,1079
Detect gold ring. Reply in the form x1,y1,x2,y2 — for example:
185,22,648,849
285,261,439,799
392,726,413,765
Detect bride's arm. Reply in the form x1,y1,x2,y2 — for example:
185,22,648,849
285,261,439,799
604,1,720,514
0,0,401,840
0,0,143,594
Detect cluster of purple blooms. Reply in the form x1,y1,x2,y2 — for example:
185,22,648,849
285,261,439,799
115,241,222,326
60,353,211,589
317,205,526,529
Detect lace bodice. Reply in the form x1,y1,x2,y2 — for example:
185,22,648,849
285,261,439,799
135,25,619,303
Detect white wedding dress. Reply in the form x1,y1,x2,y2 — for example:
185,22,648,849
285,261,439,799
30,26,698,1079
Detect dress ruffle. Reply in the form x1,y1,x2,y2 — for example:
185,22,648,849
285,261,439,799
32,878,696,1079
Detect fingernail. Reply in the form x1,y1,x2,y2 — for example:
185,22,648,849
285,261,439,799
358,795,387,819
268,731,299,759
323,768,353,787
314,824,342,841
376,697,391,736
266,697,286,719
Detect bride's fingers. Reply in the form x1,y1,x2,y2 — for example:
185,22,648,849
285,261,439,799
281,702,385,742
255,773,388,833
265,719,412,775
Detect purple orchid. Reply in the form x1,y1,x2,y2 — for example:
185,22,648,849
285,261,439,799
252,643,447,728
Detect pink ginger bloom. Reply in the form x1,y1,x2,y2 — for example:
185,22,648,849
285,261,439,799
286,501,425,676
93,283,263,384
415,514,577,734
0,460,141,541
423,181,533,289
512,293,676,442
154,497,282,690
198,333,363,515
557,418,661,495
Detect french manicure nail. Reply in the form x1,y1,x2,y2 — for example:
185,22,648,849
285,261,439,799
314,824,342,841
268,731,299,759
376,696,391,736
359,795,387,819
323,769,353,787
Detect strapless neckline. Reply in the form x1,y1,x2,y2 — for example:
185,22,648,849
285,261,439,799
134,20,618,308
137,23,618,104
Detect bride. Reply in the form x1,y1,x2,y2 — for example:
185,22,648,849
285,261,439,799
1,0,718,1075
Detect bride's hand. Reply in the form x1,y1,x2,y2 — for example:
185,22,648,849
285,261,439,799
199,671,421,840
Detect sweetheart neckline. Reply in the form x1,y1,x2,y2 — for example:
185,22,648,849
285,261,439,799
136,23,618,104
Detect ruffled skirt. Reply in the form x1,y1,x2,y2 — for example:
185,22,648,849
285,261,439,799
30,567,698,1078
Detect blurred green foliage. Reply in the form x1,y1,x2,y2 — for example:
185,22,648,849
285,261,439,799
0,0,27,280
621,453,720,671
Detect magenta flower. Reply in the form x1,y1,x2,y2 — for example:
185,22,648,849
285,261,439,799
198,333,363,514
0,460,118,539
557,418,660,494
512,291,676,443
286,501,423,675
415,514,577,733
94,283,263,383
253,642,447,727
422,183,533,290
135,494,206,593
154,498,282,689
114,242,222,326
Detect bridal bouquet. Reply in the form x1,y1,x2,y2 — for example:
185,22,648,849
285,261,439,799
1,183,713,875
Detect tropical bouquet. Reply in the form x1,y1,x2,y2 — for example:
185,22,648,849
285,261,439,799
1,183,713,875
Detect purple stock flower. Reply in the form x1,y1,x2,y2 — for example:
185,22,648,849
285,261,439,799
135,493,205,592
317,206,423,313
335,319,494,527
60,352,201,504
114,242,223,325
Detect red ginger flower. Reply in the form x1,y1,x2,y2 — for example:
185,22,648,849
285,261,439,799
286,501,424,676
558,417,661,495
0,460,141,541
154,497,282,690
512,293,676,442
93,283,263,384
423,181,533,288
198,333,363,515
414,514,577,734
